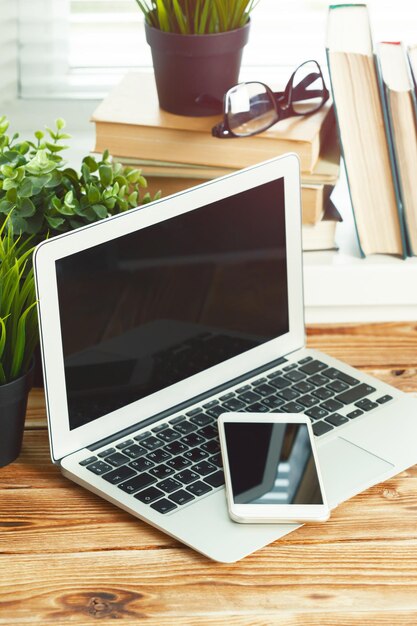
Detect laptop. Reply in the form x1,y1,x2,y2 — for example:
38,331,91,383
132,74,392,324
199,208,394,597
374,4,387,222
34,154,417,562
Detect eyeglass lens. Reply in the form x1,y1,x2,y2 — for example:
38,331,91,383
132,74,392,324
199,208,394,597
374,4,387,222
226,83,278,137
291,61,326,114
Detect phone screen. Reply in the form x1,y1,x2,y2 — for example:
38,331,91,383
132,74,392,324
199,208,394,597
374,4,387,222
223,422,324,505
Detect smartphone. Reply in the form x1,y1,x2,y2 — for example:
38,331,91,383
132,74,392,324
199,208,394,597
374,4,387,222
218,413,330,524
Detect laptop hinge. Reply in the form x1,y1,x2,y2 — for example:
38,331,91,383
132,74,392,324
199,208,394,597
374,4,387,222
87,355,288,452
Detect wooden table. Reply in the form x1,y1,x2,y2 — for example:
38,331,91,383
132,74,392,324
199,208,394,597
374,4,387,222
1,322,417,625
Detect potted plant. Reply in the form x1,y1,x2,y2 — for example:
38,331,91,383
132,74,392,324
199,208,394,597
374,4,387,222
0,218,37,467
135,0,257,116
0,116,160,465
0,116,159,241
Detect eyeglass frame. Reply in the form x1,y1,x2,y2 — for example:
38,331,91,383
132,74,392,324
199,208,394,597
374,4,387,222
211,60,330,139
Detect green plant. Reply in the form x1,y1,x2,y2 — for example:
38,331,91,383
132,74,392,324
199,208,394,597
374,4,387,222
135,0,258,34
0,216,37,384
0,116,160,239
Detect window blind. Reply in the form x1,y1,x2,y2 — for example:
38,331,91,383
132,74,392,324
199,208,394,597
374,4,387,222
0,1,18,105
17,0,417,100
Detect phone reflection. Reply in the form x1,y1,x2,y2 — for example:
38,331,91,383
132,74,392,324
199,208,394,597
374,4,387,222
225,422,323,505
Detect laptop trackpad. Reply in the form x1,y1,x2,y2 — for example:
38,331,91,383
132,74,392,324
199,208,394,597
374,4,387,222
318,437,393,508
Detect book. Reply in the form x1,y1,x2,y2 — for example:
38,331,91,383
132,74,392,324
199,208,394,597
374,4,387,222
113,119,341,187
326,4,406,257
302,200,342,252
92,72,335,173
408,44,417,88
140,173,333,226
378,42,417,256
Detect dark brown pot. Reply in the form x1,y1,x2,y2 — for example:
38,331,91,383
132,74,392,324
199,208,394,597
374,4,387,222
0,363,34,468
145,22,250,116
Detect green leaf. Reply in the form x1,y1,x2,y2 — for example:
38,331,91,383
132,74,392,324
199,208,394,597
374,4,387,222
26,149,57,175
45,215,65,229
3,179,17,191
56,118,66,130
34,130,45,141
10,301,38,380
87,185,101,204
64,190,75,208
0,200,14,214
82,155,99,172
91,204,108,219
99,164,113,187
18,197,36,217
18,177,34,198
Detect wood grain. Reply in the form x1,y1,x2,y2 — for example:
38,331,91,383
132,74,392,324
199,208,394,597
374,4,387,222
1,322,417,625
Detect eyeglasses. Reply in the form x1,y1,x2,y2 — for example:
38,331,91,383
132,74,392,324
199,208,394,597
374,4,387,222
211,60,329,139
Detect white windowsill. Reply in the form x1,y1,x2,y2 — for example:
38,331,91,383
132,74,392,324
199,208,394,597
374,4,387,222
4,96,417,325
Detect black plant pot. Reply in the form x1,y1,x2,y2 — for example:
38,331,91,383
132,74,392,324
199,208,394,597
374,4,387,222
0,364,34,468
145,22,250,116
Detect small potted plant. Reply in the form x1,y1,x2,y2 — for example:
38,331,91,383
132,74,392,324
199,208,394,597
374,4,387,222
0,116,160,465
0,218,37,467
135,0,258,116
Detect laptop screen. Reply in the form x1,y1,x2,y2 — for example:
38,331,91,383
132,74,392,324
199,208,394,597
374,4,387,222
56,177,289,430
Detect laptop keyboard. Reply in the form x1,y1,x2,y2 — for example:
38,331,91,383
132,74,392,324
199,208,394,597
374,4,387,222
79,356,393,515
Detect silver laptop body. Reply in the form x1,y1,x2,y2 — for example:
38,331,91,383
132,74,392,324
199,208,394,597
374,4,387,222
34,154,417,562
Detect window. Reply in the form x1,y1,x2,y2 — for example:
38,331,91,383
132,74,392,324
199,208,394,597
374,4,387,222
16,0,417,100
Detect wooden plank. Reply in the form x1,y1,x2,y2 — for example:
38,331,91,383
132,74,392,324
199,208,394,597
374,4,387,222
1,545,417,624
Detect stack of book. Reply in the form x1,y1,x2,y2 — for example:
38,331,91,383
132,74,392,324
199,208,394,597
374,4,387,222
327,3,417,257
91,73,341,251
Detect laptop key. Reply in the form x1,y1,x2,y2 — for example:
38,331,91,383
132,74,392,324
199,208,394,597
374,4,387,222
167,456,191,470
80,456,97,466
206,405,225,418
293,381,315,394
149,464,175,479
269,376,291,390
187,481,212,497
169,415,186,425
326,380,349,393
298,356,313,364
237,390,261,404
222,398,246,411
116,439,134,450
105,452,130,467
246,402,269,413
204,470,225,488
140,436,164,451
146,449,171,463
184,448,209,462
320,399,344,412
198,425,217,439
202,400,220,409
122,444,147,459
284,370,306,383
312,387,333,400
156,428,181,442
97,448,116,458
219,392,235,401
119,473,156,494
377,395,393,404
190,413,212,427
164,441,189,455
252,377,268,386
261,396,285,410
186,407,203,417
85,460,112,474
283,363,297,371
158,478,182,493
150,498,177,514
134,486,164,504
193,461,217,476
355,399,379,411
308,373,329,386
281,401,305,413
278,388,300,401
325,413,349,427
102,465,137,484
176,469,199,484
299,360,328,375
347,409,364,419
210,453,222,467
169,490,195,506
323,368,359,386
173,421,198,435
129,458,154,471
305,407,329,421
312,421,334,437
298,394,320,408
201,439,220,454
336,383,376,405
181,433,205,447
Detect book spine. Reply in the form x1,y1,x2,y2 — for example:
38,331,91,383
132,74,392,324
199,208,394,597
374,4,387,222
325,45,365,258
375,49,410,257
